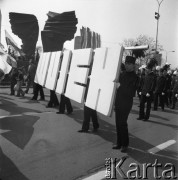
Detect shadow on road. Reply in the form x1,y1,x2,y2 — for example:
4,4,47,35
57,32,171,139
0,97,42,114
70,108,178,174
0,115,39,149
0,146,29,180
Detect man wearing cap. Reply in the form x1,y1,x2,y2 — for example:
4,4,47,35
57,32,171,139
170,71,178,109
113,56,139,152
137,58,157,121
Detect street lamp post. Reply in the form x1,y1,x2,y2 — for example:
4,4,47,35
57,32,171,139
165,50,175,63
155,0,164,52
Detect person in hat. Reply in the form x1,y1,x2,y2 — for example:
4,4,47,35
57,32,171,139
170,71,178,109
153,68,166,111
162,64,172,107
137,58,157,121
113,56,139,152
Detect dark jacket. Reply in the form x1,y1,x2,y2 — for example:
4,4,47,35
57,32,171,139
137,73,145,92
115,71,138,111
154,75,166,93
163,74,172,92
171,76,178,93
141,71,156,95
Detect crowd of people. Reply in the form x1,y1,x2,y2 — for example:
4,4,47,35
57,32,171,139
2,53,178,153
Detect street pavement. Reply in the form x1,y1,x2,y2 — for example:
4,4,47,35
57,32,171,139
0,87,178,180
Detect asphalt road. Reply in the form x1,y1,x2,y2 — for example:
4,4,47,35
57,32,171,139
0,87,178,180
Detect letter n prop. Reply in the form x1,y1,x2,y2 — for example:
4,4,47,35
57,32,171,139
34,52,51,86
55,50,72,94
85,46,124,116
45,51,62,90
65,48,93,103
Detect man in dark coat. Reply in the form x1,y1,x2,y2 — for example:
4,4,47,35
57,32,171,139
170,71,178,109
137,58,157,121
113,56,138,152
153,68,166,111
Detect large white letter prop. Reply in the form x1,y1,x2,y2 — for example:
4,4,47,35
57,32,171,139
45,51,62,90
55,50,72,94
85,46,124,116
34,52,51,86
65,48,93,103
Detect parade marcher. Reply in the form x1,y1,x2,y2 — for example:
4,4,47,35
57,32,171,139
78,52,99,133
9,67,18,95
56,50,73,114
113,56,139,152
15,67,25,97
137,58,157,121
162,64,172,107
137,67,146,102
56,94,73,114
25,59,36,94
46,90,59,108
167,70,173,106
153,68,166,111
170,71,178,109
31,83,45,100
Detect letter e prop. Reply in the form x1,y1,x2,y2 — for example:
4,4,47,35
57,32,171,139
65,48,93,103
85,46,123,116
34,52,51,86
45,51,62,90
55,50,72,94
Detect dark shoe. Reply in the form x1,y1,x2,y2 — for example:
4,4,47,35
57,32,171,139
112,145,121,150
67,110,73,115
121,146,128,153
143,118,148,121
170,107,175,109
56,111,64,114
31,98,37,100
137,117,144,120
39,98,45,101
78,129,88,133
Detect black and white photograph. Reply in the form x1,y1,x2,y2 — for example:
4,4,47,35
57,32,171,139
0,0,178,179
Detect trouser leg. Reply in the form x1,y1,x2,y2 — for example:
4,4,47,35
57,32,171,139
65,97,73,113
39,85,44,99
59,95,65,113
115,109,129,147
153,93,158,110
145,96,152,119
91,109,99,129
139,95,145,118
82,105,91,131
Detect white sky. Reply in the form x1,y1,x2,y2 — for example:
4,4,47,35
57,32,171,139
0,0,178,68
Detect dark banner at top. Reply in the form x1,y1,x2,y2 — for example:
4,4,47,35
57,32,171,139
41,11,78,52
9,12,39,57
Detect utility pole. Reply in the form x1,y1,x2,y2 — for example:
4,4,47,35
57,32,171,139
155,0,164,52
